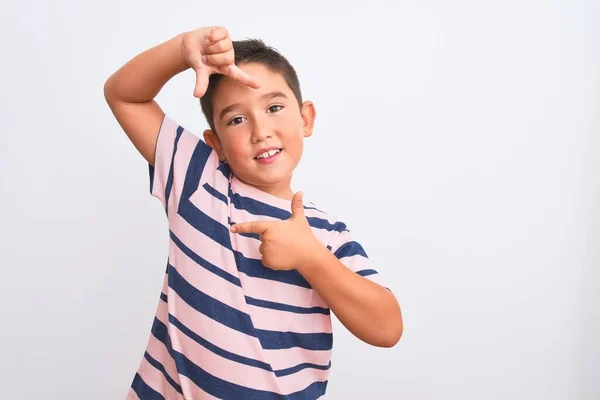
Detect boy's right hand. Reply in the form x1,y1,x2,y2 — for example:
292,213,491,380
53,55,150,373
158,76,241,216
182,27,261,98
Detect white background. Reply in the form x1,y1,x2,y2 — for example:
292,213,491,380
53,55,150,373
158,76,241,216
0,1,598,399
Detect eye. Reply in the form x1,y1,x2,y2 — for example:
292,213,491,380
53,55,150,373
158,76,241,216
227,116,246,126
267,104,283,113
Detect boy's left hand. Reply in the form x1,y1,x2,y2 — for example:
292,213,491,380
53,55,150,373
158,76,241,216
230,192,323,271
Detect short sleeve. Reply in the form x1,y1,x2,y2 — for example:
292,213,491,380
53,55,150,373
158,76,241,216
327,229,388,289
148,114,215,211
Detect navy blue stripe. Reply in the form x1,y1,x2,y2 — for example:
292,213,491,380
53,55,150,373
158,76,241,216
171,349,329,400
357,269,378,277
168,314,274,372
156,314,329,382
171,349,282,400
160,292,168,302
178,200,311,289
180,138,213,204
164,126,184,215
151,317,173,355
245,296,330,315
303,205,324,212
230,192,347,232
234,251,312,289
148,164,155,194
167,263,257,334
229,219,260,240
307,217,347,233
169,230,241,287
203,182,228,205
143,351,183,394
230,191,287,219
216,161,231,178
168,265,331,350
131,372,165,400
254,328,332,351
333,241,368,259
177,200,233,250
274,361,331,377
288,381,329,400
152,316,328,399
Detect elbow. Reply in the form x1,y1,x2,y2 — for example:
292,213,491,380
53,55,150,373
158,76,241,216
103,76,115,103
375,298,404,348
378,319,403,348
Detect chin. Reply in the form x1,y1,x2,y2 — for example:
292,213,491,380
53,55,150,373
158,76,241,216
246,166,293,187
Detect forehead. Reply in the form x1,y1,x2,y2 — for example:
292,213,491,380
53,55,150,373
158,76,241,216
212,63,293,112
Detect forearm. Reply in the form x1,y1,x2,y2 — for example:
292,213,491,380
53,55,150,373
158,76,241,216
104,33,189,103
298,247,403,348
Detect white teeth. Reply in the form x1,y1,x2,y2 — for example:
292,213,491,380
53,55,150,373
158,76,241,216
256,149,280,159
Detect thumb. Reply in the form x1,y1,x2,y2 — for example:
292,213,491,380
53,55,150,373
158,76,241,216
291,191,306,220
194,65,210,98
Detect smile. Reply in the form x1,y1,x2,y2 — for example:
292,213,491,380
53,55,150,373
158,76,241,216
254,148,281,160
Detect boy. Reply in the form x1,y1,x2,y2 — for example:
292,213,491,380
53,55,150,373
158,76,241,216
104,26,403,400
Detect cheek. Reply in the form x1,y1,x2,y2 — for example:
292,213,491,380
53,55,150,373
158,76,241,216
222,140,249,162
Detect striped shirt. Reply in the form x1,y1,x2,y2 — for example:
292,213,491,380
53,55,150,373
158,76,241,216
126,114,384,400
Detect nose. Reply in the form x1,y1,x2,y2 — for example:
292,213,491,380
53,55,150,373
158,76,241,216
251,118,273,144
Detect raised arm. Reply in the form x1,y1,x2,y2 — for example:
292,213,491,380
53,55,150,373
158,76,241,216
103,27,260,166
103,33,188,166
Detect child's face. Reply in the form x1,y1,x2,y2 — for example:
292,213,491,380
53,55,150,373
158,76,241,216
204,63,315,197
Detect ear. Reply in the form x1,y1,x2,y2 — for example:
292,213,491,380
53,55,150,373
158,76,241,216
300,100,316,138
203,129,226,162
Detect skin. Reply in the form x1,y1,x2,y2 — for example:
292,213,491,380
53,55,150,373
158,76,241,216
104,26,403,348
203,63,316,200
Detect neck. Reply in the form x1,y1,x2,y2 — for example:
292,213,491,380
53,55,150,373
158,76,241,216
250,176,294,200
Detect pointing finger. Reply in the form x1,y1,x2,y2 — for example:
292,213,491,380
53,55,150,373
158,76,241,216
225,64,261,89
231,221,270,234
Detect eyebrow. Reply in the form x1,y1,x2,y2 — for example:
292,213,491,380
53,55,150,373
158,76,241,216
218,91,288,121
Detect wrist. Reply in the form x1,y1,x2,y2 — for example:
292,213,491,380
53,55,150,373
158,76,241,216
297,241,331,276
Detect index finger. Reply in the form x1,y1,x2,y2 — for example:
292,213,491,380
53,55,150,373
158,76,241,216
225,64,261,89
230,221,269,234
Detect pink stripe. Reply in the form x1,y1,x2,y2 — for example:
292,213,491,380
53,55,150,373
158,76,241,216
303,205,332,219
199,148,221,186
170,211,240,278
246,304,331,334
164,289,330,371
145,335,181,395
229,205,333,245
152,116,177,204
136,356,184,400
171,244,328,333
179,375,220,400
170,210,327,309
277,370,330,395
188,173,230,227
337,254,370,272
169,239,247,312
166,129,201,212
160,272,168,294
144,334,213,400
229,203,280,224
168,319,284,393
171,316,330,395
264,346,332,372
162,290,267,362
173,244,325,327
239,271,328,309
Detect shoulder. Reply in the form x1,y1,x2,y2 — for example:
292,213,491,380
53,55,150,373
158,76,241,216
302,200,353,246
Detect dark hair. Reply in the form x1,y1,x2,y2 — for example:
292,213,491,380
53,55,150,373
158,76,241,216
200,39,303,134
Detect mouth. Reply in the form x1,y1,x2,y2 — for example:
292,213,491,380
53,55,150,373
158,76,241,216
254,148,282,161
